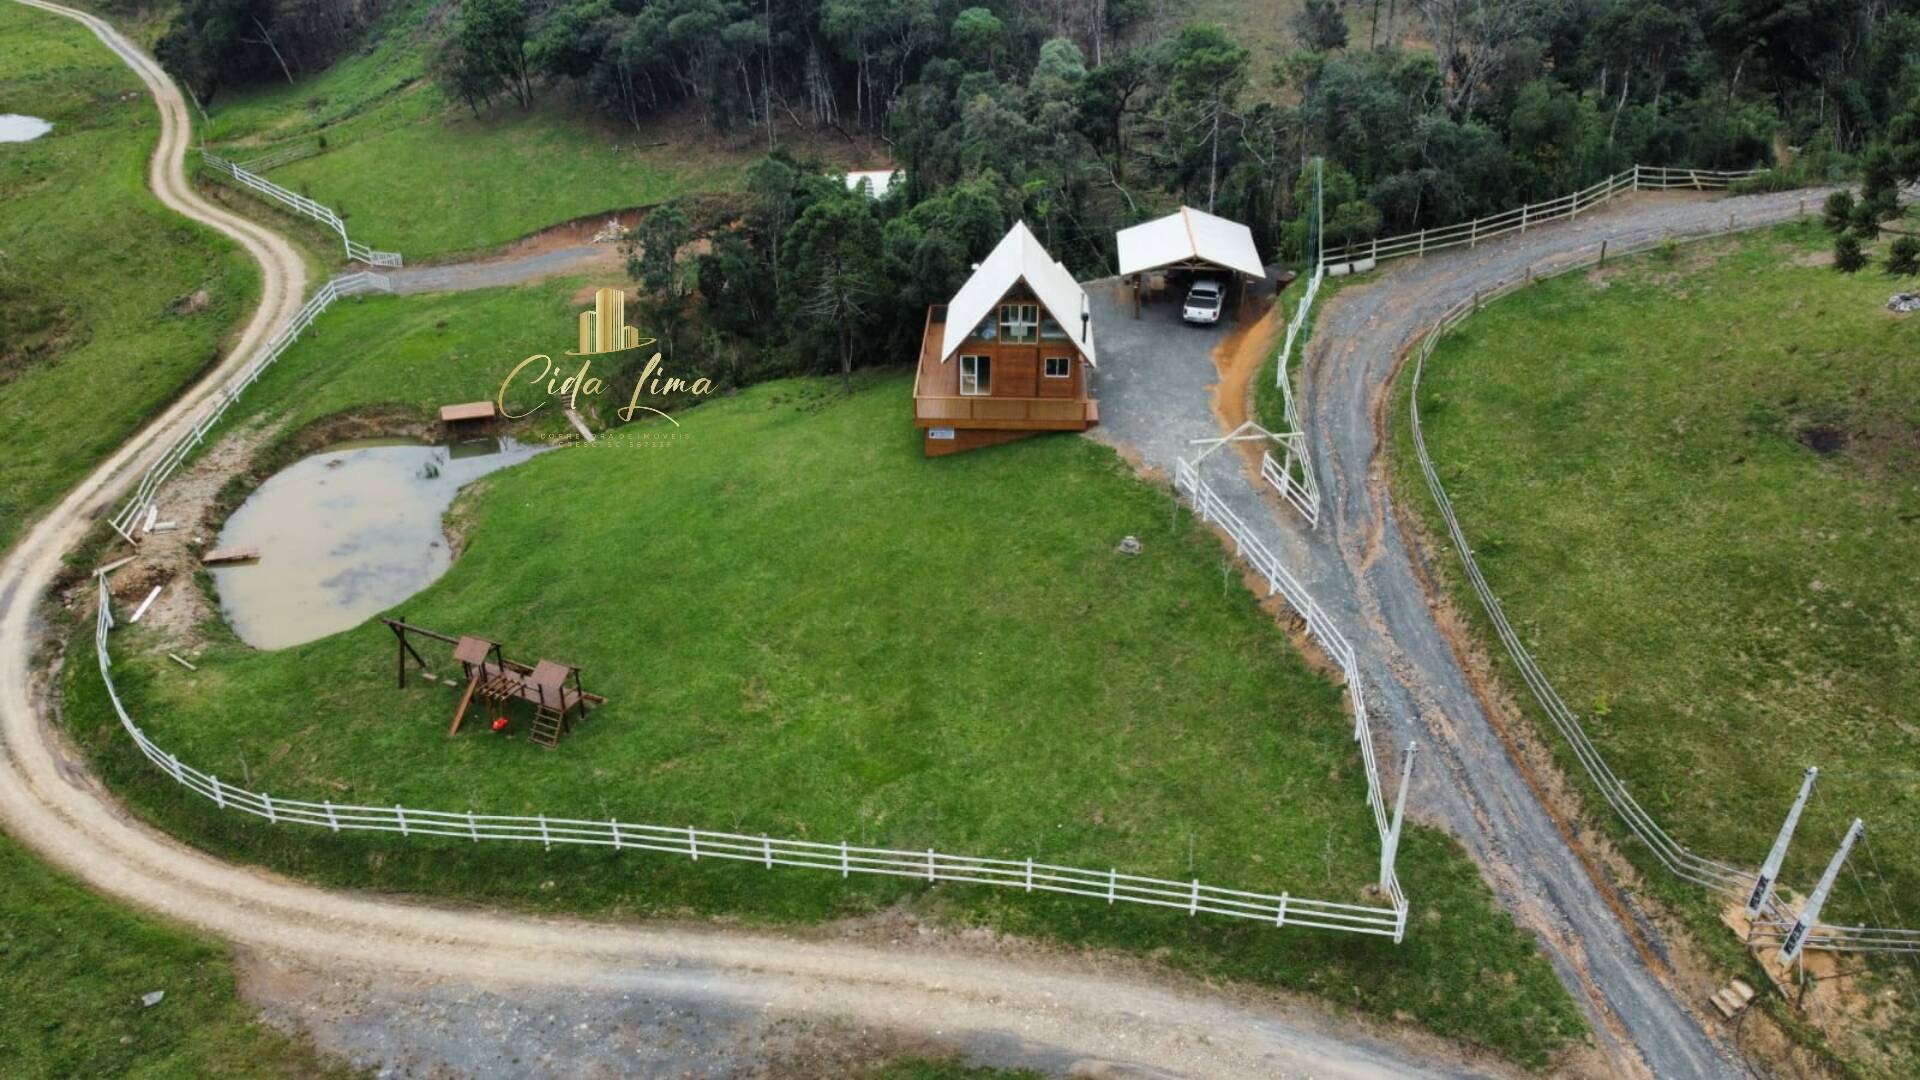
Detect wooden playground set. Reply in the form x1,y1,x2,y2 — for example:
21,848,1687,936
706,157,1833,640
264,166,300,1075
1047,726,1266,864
380,618,603,748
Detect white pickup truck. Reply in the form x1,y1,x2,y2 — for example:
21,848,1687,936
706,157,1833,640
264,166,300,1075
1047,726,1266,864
1182,279,1224,324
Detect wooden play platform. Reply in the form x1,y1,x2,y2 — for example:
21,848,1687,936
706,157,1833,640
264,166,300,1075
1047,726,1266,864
380,618,602,748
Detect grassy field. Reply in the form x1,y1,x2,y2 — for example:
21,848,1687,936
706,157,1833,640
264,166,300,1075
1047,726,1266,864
60,279,1584,1066
1393,222,1920,1062
0,834,353,1078
0,2,257,554
191,0,785,260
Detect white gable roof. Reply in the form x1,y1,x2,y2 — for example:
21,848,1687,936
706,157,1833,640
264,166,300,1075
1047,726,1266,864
844,168,898,195
940,221,1096,367
1115,206,1266,279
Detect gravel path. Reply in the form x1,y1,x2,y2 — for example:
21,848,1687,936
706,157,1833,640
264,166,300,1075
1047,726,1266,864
1095,188,1839,1078
0,4,1519,1077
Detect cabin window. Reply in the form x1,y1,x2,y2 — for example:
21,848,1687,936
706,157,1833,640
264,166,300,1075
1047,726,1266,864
972,315,997,342
1000,303,1038,343
1043,356,1072,378
1040,315,1070,341
959,355,992,396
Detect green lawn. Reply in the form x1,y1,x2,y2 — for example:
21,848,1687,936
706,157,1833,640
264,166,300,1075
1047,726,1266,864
0,834,353,1078
0,2,257,554
1393,222,1920,1065
61,280,1584,1067
193,0,742,260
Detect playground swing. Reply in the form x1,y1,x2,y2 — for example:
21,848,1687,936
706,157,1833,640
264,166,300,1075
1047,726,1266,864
382,618,602,748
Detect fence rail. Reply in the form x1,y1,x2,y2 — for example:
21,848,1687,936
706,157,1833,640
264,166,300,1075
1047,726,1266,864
1174,459,1409,916
1322,165,1767,271
107,272,394,542
91,577,1406,940
1400,214,1919,953
1263,265,1324,525
237,141,321,173
201,152,402,267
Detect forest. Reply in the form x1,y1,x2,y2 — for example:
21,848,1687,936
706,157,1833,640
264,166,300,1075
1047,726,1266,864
154,0,1920,388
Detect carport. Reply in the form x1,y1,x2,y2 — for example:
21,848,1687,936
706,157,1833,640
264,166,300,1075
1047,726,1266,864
1115,206,1266,318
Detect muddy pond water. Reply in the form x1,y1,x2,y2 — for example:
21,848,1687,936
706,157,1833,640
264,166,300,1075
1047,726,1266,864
0,115,53,142
212,438,540,649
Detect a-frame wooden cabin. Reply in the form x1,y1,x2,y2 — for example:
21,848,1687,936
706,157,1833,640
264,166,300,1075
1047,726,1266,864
911,221,1098,457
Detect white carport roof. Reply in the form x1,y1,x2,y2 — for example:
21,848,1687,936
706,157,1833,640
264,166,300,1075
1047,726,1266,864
940,221,1096,367
1116,206,1266,279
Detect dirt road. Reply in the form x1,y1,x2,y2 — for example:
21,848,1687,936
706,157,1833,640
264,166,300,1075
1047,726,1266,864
1296,191,1839,1078
0,4,1511,1076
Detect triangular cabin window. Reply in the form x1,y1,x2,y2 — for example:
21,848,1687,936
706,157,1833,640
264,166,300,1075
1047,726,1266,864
1041,315,1069,341
972,315,997,342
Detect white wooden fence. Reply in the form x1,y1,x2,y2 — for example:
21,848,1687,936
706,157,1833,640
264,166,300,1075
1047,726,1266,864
1174,459,1412,918
90,576,1408,940
107,272,394,543
201,152,402,267
1261,265,1324,525
237,141,321,173
1322,165,1767,273
1402,215,1920,955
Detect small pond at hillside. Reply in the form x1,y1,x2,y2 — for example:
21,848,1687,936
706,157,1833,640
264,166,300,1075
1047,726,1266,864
0,115,53,142
212,437,541,649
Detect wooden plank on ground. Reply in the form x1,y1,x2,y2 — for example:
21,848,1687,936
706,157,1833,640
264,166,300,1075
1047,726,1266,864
440,401,496,423
202,546,259,565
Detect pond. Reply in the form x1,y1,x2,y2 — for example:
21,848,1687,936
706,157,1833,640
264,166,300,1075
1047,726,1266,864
211,437,541,649
0,115,53,142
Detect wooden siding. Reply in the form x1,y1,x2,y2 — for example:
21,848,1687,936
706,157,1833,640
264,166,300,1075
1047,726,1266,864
912,288,1095,438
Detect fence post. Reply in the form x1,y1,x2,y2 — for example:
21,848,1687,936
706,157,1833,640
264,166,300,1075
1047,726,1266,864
1746,767,1817,918
1779,819,1863,965
609,818,621,849
841,840,850,877
1469,218,1478,249
927,849,937,881
763,835,773,868
1275,891,1289,927
1631,163,1641,190
1418,228,1427,256
468,810,479,841
212,776,224,810
263,792,276,824
687,824,697,860
1520,202,1529,234
1599,239,1609,266
1189,879,1200,915
397,805,408,837
1108,868,1117,903
324,800,339,832
1382,743,1417,889
1025,857,1034,892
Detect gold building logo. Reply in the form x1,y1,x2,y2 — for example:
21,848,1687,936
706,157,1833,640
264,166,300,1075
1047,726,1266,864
496,284,714,427
572,287,643,355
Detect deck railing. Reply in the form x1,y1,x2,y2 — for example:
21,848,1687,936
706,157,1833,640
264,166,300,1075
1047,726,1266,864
913,395,1094,425
107,272,394,542
91,576,1407,941
201,152,402,267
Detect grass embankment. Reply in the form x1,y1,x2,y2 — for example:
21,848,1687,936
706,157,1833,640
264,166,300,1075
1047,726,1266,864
0,834,353,1078
63,280,1584,1066
0,3,257,554
1393,220,1920,1065
195,0,751,259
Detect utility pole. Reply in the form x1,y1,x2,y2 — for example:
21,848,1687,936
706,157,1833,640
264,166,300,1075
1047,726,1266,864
1747,766,1817,919
1778,818,1864,967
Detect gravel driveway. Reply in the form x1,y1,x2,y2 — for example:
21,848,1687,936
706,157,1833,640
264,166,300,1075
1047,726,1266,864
1092,187,1838,1079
